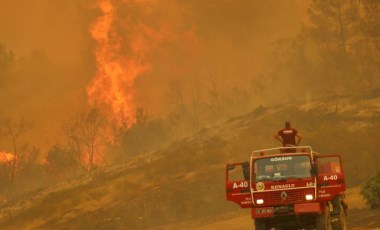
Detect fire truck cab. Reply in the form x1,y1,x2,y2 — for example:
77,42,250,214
226,146,347,230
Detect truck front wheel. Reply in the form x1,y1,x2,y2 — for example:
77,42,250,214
316,205,332,230
331,196,347,230
254,219,271,230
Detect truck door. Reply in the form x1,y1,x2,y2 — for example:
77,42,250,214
315,155,346,201
226,162,253,208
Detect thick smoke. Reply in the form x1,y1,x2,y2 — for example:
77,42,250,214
0,0,308,150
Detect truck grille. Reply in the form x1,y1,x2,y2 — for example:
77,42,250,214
269,190,303,204
253,188,315,206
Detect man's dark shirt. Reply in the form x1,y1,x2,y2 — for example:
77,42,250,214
278,128,298,146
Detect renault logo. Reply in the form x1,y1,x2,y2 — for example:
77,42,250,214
280,191,288,201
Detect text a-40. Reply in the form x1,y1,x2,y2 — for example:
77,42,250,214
323,174,338,181
233,181,249,189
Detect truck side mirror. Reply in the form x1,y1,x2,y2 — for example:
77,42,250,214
227,165,235,170
310,164,318,177
242,161,250,181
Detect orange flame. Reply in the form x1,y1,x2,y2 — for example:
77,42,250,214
87,0,202,126
0,151,14,163
87,0,150,125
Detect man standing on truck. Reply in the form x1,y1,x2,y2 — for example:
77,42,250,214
273,121,302,152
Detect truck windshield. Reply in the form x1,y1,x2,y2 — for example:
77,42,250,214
254,155,311,182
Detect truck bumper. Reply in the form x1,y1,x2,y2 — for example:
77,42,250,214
294,202,321,214
251,207,274,218
251,203,321,219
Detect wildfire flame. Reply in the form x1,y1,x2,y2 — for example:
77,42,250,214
87,0,151,126
0,151,14,163
87,0,202,127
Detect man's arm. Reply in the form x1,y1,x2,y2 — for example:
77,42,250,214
296,133,302,146
273,133,283,144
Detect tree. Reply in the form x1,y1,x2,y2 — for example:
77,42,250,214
18,147,46,192
45,144,77,179
64,108,105,173
265,0,369,102
118,108,172,156
361,172,380,209
165,80,189,138
361,0,380,53
206,77,222,118
307,0,361,92
307,0,360,54
0,43,14,76
0,117,29,187
135,107,149,125
355,0,380,88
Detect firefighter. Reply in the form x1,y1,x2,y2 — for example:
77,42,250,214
273,121,302,153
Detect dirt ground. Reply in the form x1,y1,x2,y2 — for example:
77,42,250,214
190,209,380,230
348,208,380,230
149,187,380,230
148,208,380,230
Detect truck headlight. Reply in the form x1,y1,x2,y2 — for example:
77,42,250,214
256,199,264,204
305,194,313,200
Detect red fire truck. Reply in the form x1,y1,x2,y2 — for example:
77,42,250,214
226,146,347,230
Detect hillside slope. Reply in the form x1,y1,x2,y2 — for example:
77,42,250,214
1,95,380,229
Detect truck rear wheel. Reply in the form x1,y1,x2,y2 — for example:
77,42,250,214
316,205,332,230
331,197,347,230
254,219,271,230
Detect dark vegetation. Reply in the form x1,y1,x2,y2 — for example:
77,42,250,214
0,1,379,228
361,172,380,209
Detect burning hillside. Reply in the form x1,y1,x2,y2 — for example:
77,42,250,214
0,95,380,229
0,0,380,229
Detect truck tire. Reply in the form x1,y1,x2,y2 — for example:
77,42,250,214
316,205,332,230
254,219,271,230
331,196,347,230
